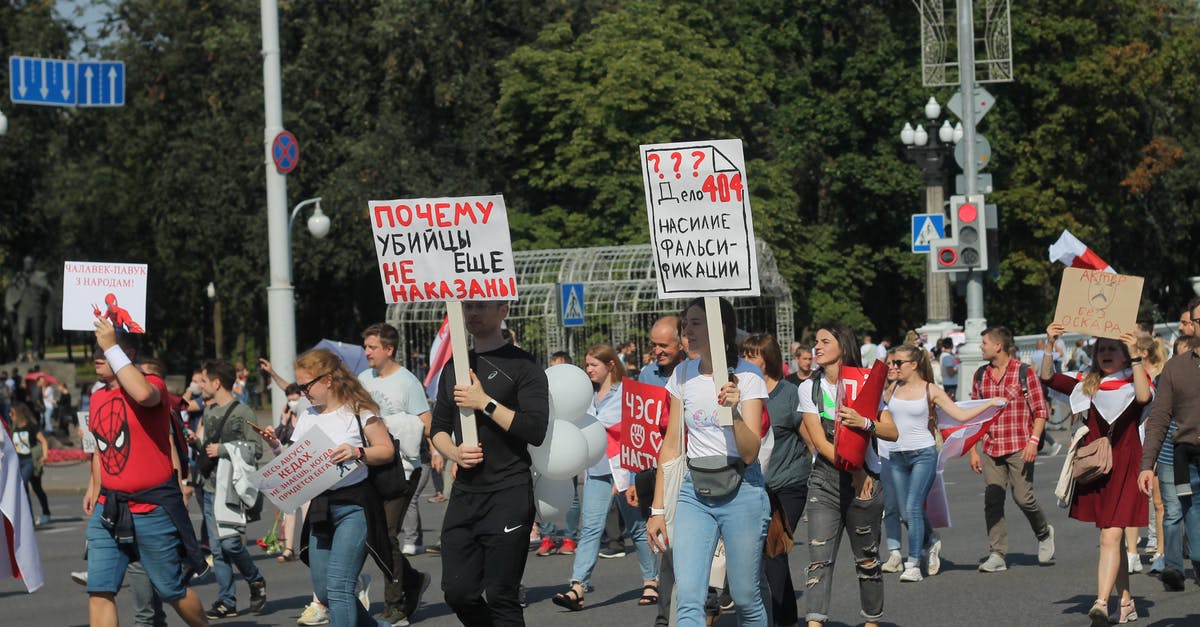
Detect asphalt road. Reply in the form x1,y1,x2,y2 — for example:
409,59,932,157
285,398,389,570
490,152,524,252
6,453,1200,626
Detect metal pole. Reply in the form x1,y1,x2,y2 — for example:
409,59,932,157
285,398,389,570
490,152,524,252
925,184,952,323
955,0,987,399
261,0,293,420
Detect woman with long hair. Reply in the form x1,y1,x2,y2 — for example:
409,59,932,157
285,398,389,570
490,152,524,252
1041,323,1151,625
797,322,898,627
10,402,52,524
646,297,769,626
741,333,815,627
553,343,658,610
879,344,1004,582
261,349,395,627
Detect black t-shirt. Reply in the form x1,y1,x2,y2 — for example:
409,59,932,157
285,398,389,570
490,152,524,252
431,344,549,494
12,425,38,458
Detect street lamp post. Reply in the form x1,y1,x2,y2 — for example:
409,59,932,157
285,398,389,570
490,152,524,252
206,281,222,358
901,97,963,342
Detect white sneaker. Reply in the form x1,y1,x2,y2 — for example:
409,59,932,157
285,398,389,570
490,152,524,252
979,552,1007,572
899,564,923,582
1127,552,1143,573
297,602,330,626
70,571,88,586
1038,525,1055,564
882,550,904,573
926,536,943,576
401,543,419,556
357,573,372,609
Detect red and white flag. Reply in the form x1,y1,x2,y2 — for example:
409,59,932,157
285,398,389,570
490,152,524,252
1049,230,1116,273
424,315,453,400
0,422,43,592
925,399,1006,529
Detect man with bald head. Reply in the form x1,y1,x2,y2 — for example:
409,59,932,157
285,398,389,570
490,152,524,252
636,316,686,387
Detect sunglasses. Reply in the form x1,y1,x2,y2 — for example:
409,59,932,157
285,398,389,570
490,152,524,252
887,359,914,368
296,372,330,395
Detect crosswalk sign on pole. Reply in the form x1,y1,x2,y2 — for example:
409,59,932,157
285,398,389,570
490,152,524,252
561,283,585,327
911,213,946,253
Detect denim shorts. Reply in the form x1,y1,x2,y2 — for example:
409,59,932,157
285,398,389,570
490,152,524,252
86,506,189,602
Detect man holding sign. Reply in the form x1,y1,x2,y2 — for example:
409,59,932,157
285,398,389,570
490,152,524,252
430,301,549,626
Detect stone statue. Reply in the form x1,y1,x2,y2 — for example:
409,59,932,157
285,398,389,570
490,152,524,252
6,256,53,361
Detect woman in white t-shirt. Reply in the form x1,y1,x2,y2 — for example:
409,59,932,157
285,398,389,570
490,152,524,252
646,297,769,626
880,344,1004,583
797,322,898,627
262,349,394,627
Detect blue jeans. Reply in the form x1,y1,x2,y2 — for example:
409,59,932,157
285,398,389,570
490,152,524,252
1158,463,1200,573
570,473,657,587
673,465,770,627
308,503,375,626
202,490,262,607
887,446,937,562
86,506,189,602
879,457,902,553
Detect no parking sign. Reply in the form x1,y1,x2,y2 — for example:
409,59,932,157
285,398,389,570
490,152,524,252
272,131,299,174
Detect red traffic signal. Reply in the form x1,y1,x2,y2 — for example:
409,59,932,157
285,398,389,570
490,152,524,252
957,202,978,224
937,247,958,267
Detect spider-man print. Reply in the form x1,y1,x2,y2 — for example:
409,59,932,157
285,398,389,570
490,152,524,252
92,396,132,475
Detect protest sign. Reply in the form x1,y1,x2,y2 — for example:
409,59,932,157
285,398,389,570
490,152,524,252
77,411,95,454
62,261,148,333
1053,267,1144,340
833,360,888,471
369,195,518,446
640,139,759,424
256,427,361,512
620,379,671,473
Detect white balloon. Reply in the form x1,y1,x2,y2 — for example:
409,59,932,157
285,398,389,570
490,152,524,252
534,476,575,524
529,419,589,479
577,415,608,468
545,364,594,423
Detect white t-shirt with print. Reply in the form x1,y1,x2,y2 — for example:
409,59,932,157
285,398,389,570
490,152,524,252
796,375,881,473
665,357,768,460
293,404,369,491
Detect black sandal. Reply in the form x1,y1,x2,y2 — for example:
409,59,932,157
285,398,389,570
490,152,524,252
552,586,585,611
639,582,659,606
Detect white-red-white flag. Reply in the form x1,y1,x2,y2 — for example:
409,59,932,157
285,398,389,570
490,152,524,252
925,400,1005,530
1048,229,1116,273
424,315,452,400
0,421,43,592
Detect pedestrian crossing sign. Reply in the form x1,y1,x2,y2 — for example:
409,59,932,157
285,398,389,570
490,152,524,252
561,283,585,327
911,213,946,253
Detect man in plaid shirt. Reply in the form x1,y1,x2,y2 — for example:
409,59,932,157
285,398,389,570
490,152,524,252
967,326,1055,573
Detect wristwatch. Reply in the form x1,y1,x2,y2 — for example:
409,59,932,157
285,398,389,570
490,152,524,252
483,399,499,417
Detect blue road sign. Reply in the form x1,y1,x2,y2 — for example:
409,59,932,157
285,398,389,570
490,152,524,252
9,56,78,106
911,213,946,253
76,61,125,107
561,283,585,327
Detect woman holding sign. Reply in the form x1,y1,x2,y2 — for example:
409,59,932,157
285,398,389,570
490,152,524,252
797,322,898,627
645,298,770,626
553,344,658,611
260,349,396,627
1040,324,1151,626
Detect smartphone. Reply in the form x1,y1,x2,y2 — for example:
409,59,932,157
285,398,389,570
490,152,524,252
247,422,268,436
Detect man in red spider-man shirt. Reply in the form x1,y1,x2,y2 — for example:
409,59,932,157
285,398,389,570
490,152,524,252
83,318,209,627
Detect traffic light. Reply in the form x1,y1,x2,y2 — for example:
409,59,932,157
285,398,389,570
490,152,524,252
932,194,988,272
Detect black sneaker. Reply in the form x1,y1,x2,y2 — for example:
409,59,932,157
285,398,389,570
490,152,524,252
598,547,626,559
248,578,267,613
205,601,238,619
402,571,431,619
1162,568,1186,591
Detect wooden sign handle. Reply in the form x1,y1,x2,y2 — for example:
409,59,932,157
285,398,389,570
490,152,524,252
446,301,477,445
705,297,733,426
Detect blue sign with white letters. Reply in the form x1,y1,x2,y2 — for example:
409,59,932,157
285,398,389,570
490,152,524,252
561,283,585,327
9,56,77,106
76,61,125,107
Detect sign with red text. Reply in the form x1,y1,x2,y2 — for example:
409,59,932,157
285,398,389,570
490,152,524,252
368,195,518,304
620,379,672,473
256,428,360,512
640,139,759,298
62,261,148,333
1053,267,1144,340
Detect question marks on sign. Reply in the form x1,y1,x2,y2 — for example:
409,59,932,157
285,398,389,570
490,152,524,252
648,153,662,179
691,150,706,177
670,152,683,179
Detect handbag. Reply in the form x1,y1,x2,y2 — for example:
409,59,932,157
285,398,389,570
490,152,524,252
686,456,746,498
660,368,691,546
1071,424,1113,485
763,488,794,558
354,412,410,500
1055,426,1090,507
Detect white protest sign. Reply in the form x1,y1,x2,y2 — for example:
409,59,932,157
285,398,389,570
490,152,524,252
62,261,148,333
640,139,760,299
256,427,362,512
78,410,95,454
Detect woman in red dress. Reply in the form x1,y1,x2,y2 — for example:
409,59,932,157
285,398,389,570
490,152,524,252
1040,323,1152,626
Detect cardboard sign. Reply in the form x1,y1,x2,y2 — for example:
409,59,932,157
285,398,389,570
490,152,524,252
640,139,759,299
77,410,95,454
62,261,148,333
368,195,518,304
256,427,361,512
620,379,672,473
1053,267,1144,340
833,360,889,471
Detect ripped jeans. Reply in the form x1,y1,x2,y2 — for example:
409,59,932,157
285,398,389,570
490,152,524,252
805,461,884,624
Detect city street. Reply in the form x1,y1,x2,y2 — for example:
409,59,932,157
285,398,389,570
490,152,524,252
5,452,1200,626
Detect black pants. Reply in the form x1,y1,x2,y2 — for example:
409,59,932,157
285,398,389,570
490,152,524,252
441,482,535,627
383,491,422,610
764,483,808,626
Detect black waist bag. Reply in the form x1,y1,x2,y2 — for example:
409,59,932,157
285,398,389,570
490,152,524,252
687,455,746,498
